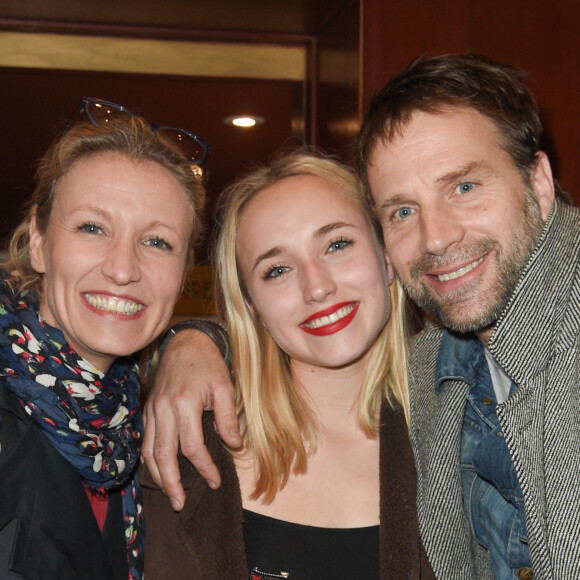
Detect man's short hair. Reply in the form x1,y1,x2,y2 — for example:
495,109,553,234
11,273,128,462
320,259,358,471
356,54,555,201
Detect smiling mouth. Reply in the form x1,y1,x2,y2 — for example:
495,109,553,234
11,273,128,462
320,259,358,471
85,293,143,315
435,256,485,282
303,303,356,329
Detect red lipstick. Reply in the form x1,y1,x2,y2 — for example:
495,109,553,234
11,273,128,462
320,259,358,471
300,302,359,336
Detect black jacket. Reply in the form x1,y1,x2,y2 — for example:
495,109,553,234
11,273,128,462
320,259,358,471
0,386,127,580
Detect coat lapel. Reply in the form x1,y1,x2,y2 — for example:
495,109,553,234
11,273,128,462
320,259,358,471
379,400,433,579
410,331,489,577
177,425,248,578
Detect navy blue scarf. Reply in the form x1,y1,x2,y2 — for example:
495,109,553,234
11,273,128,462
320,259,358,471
0,274,144,579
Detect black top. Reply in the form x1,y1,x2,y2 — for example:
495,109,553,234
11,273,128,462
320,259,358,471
243,509,380,579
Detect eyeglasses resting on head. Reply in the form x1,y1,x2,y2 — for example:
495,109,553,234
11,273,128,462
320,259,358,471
72,97,211,173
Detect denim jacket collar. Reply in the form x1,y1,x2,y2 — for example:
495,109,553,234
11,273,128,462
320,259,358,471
434,330,485,394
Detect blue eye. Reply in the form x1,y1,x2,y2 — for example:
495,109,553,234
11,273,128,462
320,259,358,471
78,222,103,234
145,237,172,250
327,239,352,253
264,265,290,280
456,182,474,194
394,207,413,219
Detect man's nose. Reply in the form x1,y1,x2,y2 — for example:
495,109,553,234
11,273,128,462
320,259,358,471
419,203,465,256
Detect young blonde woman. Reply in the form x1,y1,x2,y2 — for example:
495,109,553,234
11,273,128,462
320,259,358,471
142,152,434,579
0,99,208,580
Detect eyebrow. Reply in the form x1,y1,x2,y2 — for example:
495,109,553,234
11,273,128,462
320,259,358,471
70,205,182,234
72,205,111,219
374,160,492,215
374,194,406,216
315,221,353,237
252,247,282,272
251,221,355,272
436,160,490,185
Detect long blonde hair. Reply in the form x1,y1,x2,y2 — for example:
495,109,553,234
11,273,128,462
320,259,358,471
215,151,409,502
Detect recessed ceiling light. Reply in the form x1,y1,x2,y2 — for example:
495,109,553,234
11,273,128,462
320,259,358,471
224,115,265,128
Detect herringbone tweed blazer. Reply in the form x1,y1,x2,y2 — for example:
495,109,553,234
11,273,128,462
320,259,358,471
408,200,580,580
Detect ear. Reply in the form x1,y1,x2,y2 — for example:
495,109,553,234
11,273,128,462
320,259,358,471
531,152,556,222
29,212,47,274
384,249,395,286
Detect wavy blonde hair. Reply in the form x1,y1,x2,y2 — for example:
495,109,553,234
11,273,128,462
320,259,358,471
4,116,205,294
215,150,409,502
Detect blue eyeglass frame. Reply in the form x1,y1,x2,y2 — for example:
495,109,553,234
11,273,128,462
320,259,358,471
75,97,211,167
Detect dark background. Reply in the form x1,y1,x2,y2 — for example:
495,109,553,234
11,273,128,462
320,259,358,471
1,0,578,313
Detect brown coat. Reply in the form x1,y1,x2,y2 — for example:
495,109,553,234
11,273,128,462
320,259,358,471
141,400,435,579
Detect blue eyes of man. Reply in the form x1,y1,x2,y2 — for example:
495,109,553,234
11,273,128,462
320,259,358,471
394,207,413,220
77,223,171,249
457,182,474,194
393,182,474,220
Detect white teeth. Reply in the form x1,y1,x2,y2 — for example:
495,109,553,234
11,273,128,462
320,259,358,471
304,304,355,329
85,294,143,315
437,256,484,282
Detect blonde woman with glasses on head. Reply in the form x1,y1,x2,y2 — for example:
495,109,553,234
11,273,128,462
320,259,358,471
0,99,207,580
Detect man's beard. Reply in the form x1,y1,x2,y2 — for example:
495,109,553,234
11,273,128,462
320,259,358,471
402,189,544,334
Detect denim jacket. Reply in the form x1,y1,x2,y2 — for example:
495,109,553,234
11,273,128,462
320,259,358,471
436,331,532,578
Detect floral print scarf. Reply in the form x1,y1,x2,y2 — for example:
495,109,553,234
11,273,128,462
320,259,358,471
0,273,144,579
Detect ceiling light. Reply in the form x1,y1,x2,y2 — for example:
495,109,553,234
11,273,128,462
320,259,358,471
224,115,265,128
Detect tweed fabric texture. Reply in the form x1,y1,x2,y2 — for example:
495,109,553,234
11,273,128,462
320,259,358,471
409,201,580,579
